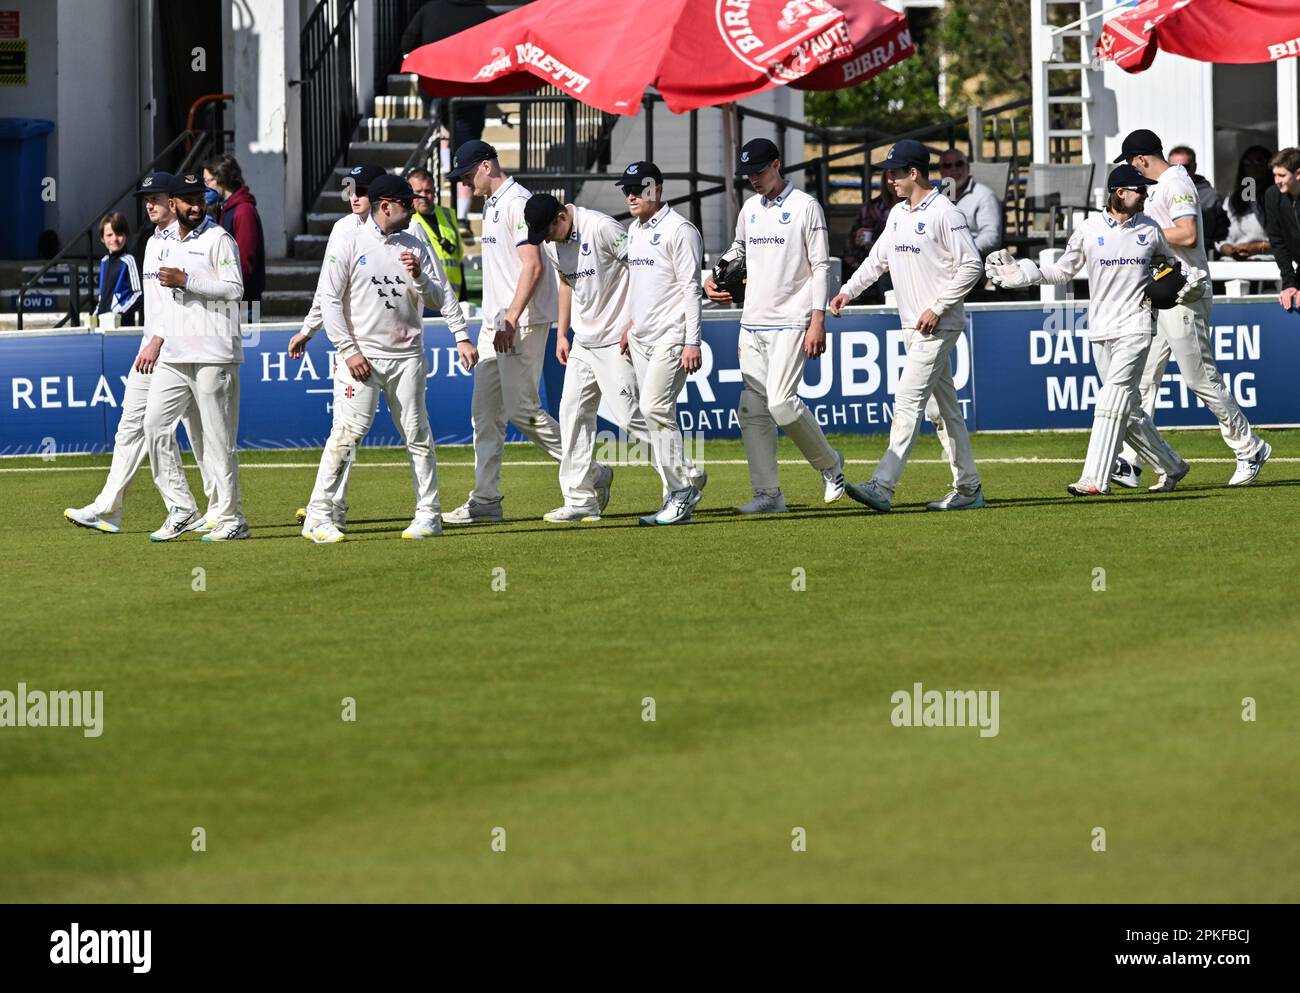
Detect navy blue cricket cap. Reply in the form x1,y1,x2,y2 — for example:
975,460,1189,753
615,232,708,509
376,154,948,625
1107,163,1157,190
447,140,497,179
736,138,780,176
524,193,565,244
1114,129,1163,163
878,139,930,171
167,172,207,197
135,171,175,196
345,163,387,193
368,174,416,204
616,161,662,194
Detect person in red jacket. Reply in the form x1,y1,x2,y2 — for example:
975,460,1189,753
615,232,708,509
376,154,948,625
204,153,266,304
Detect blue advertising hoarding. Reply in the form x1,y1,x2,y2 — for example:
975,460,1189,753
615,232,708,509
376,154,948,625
2,299,1297,456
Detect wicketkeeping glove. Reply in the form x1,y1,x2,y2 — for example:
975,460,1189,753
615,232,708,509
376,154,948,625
986,249,1042,289
1177,267,1208,305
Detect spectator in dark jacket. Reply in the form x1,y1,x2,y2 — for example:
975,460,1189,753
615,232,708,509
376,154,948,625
95,211,142,326
1264,147,1300,311
402,0,500,240
204,153,265,302
1217,145,1274,261
1167,145,1229,253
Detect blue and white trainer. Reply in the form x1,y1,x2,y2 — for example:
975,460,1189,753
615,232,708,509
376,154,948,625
64,505,121,534
201,521,251,542
926,486,985,511
1110,456,1142,489
149,507,203,542
1228,441,1271,486
844,478,891,512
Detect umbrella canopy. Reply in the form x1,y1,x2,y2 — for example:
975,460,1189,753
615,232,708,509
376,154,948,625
1096,0,1300,73
401,0,914,115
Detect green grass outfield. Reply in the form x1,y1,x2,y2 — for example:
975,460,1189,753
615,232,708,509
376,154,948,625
1,429,1297,903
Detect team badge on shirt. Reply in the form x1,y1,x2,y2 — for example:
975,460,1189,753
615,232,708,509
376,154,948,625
915,221,926,235
651,233,661,245
780,212,791,224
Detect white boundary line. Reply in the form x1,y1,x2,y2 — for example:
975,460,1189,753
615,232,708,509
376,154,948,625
4,457,1297,474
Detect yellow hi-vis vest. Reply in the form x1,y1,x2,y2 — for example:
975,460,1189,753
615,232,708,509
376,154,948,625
413,206,464,297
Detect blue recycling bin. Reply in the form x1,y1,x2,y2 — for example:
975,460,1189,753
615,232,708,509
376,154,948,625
0,118,55,259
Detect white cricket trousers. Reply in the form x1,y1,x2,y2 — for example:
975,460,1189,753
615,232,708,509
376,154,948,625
737,326,839,492
1082,333,1183,489
629,337,701,494
93,364,213,518
558,340,663,512
1121,296,1261,468
469,321,563,504
871,327,979,497
144,361,244,525
308,354,440,519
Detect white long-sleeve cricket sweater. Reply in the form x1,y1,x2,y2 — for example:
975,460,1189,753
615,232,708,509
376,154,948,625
626,204,703,347
316,213,469,360
840,189,982,331
729,182,830,331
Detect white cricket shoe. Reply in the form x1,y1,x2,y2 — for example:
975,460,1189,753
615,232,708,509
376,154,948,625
544,505,601,523
594,464,614,513
1228,441,1271,486
1067,479,1107,496
442,498,504,525
822,450,846,503
1148,461,1190,493
1110,456,1143,489
64,505,121,534
296,507,346,531
149,507,204,542
736,489,787,514
401,516,442,539
844,478,891,512
303,518,346,544
201,521,251,542
640,487,696,526
926,486,986,511
194,514,219,534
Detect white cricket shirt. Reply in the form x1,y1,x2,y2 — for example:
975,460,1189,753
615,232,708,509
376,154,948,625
626,204,704,347
730,182,830,331
480,177,558,326
839,189,982,331
1037,210,1179,339
543,205,630,349
302,213,366,336
1145,164,1209,272
155,216,245,365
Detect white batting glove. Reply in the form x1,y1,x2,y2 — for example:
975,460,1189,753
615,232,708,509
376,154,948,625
985,249,1014,273
1177,267,1208,305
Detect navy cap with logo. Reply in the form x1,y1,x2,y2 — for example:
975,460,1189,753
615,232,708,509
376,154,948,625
135,171,175,196
524,193,565,245
1107,163,1157,191
1114,128,1163,163
447,140,498,180
167,172,207,197
615,161,663,196
736,138,781,176
346,163,387,194
368,174,416,205
878,139,930,172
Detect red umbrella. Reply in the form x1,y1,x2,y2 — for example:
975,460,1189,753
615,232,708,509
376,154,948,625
400,0,914,115
1096,0,1300,73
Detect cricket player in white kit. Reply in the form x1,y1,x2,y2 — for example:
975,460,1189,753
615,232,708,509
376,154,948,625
288,163,387,530
620,161,709,526
1113,129,1270,487
301,174,477,542
986,164,1201,495
525,192,662,522
704,138,845,514
143,173,249,542
442,140,564,524
829,140,984,513
63,171,214,534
